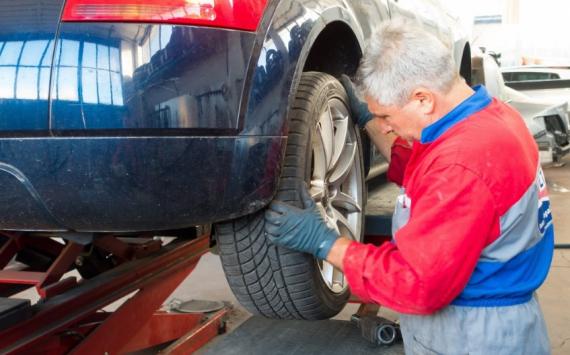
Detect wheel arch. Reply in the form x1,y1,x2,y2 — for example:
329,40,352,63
303,21,363,78
289,5,365,116
300,20,373,175
238,2,365,137
237,2,370,198
459,42,472,86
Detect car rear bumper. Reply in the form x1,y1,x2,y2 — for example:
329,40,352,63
0,136,285,232
0,21,293,232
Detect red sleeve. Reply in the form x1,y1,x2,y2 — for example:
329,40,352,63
386,137,412,187
343,165,497,315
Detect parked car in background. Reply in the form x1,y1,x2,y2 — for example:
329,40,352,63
501,66,570,127
473,56,570,164
502,66,570,82
0,0,471,320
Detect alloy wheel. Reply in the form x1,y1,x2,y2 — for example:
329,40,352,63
310,97,363,294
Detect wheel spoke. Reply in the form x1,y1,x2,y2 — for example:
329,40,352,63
310,184,325,204
330,107,348,172
325,213,339,234
332,208,357,241
328,142,356,187
332,267,344,289
330,191,362,213
322,261,335,288
317,203,329,224
318,109,334,171
312,127,327,181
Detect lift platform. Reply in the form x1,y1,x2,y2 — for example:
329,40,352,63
0,231,232,355
0,179,401,354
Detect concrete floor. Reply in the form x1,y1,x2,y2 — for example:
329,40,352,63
170,155,570,354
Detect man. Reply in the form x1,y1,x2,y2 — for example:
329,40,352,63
264,19,553,354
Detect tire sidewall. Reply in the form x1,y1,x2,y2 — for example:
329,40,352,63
283,75,364,310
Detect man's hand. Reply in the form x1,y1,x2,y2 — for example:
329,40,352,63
340,74,375,129
265,183,340,260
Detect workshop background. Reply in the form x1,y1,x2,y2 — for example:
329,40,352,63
1,0,569,354
441,0,570,66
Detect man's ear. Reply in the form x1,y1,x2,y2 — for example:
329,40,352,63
410,87,435,115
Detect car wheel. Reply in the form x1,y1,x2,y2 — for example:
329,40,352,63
216,72,365,320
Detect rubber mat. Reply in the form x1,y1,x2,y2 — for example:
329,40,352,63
206,316,405,355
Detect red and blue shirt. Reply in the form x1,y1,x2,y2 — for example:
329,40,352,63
343,85,554,315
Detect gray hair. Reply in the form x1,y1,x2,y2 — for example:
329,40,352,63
357,18,459,107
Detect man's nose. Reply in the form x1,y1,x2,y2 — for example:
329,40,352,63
378,121,393,135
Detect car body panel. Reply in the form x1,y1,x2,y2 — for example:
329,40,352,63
501,67,570,130
472,54,570,164
239,0,320,137
501,67,570,82
506,94,563,121
505,89,570,164
0,136,285,231
0,0,64,131
506,92,556,138
388,0,467,68
51,24,256,132
507,87,570,108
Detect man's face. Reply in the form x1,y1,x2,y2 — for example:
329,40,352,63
365,96,424,142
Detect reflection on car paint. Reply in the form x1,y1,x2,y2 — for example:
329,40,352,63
51,24,255,130
241,1,319,136
0,0,62,130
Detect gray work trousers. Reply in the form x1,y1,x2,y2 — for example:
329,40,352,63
399,294,551,355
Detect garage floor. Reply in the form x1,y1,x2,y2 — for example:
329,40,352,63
169,155,570,355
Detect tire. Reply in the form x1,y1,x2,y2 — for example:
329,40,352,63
215,72,365,320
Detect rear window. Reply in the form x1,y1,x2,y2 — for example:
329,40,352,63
504,72,561,82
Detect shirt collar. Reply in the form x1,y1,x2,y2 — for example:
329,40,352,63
420,85,492,144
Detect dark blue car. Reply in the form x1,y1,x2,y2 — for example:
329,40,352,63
0,0,471,320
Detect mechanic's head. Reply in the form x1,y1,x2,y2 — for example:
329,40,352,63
357,18,465,141
358,18,458,107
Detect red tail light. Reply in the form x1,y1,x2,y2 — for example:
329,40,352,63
62,0,269,31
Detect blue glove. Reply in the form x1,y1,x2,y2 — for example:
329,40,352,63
339,74,375,129
264,183,340,260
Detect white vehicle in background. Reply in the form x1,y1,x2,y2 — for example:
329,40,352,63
473,56,570,164
501,67,570,82
501,66,570,127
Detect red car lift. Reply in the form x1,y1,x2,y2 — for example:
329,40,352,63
0,192,395,355
0,231,231,355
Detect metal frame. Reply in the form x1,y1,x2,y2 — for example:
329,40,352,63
0,233,230,355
